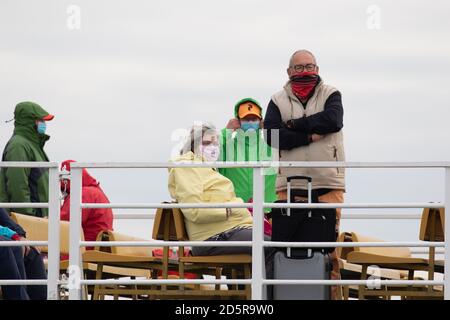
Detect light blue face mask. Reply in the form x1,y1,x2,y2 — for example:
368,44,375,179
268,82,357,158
37,121,47,134
241,121,260,132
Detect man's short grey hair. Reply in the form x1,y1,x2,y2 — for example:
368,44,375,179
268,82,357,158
288,49,317,67
180,122,217,155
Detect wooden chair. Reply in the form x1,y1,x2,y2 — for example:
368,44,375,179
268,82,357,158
152,207,252,299
84,207,252,300
345,207,445,299
10,212,155,300
10,212,84,260
84,229,221,300
338,232,409,300
82,231,164,300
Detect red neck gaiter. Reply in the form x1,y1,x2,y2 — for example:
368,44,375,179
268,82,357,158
290,71,319,101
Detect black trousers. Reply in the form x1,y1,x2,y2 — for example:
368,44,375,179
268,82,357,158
0,238,29,300
24,247,47,300
0,237,47,300
192,227,275,298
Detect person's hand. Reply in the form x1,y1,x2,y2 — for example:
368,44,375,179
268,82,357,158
247,198,253,214
33,246,41,255
226,118,240,130
286,120,294,129
19,237,31,257
310,133,324,142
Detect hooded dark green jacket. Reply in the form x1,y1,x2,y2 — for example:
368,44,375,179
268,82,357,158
219,98,277,211
0,102,52,217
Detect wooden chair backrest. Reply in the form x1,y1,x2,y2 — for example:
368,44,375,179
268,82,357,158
10,212,85,255
152,207,190,268
101,230,153,257
419,208,445,242
152,207,189,241
338,231,411,259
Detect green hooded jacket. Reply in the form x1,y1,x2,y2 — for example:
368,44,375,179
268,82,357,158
219,98,277,211
0,102,52,217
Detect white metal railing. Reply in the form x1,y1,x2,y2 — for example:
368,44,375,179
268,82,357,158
77,241,444,248
65,161,450,300
112,212,423,219
0,162,61,300
88,202,442,209
0,161,448,301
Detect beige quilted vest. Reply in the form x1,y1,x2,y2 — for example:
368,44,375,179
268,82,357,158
271,80,346,191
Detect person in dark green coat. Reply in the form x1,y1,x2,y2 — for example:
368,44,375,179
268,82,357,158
0,102,54,217
219,98,277,213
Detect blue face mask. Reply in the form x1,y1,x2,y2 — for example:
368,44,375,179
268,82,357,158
241,121,260,132
37,121,47,135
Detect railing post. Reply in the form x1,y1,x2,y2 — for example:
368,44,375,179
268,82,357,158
252,166,265,300
69,167,83,300
445,168,450,300
47,166,61,300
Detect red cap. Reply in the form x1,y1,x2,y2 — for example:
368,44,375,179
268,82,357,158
42,114,54,121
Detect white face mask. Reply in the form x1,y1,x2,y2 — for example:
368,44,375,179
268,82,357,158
199,144,220,162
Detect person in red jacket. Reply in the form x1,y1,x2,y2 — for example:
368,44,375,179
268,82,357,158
60,160,113,244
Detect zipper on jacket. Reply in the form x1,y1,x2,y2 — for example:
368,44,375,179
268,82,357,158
333,146,339,174
278,150,281,174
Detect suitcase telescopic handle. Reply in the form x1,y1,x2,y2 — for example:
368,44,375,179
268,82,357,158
286,176,312,183
286,176,313,217
286,176,313,200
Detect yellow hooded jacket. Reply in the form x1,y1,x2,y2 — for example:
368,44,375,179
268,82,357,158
168,152,253,241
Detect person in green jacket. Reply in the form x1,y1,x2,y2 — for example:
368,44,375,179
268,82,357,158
219,98,277,214
0,101,54,217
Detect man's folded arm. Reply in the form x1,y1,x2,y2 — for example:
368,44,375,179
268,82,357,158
263,100,310,150
291,91,344,134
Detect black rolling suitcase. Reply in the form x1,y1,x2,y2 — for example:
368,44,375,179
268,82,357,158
271,176,337,300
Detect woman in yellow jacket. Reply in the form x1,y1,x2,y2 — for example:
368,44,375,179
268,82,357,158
168,123,274,280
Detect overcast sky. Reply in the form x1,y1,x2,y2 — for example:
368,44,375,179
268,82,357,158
1,0,449,241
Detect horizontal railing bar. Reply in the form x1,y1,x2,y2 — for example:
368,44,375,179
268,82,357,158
0,162,59,168
81,241,252,247
0,203,49,209
411,248,445,254
262,280,444,286
114,213,155,219
0,280,48,285
80,279,251,285
276,162,450,169
83,202,443,209
73,162,268,169
0,241,48,246
112,212,424,220
267,203,443,209
342,213,421,219
1,278,439,287
83,203,252,209
71,161,450,169
74,279,443,286
263,241,444,248
80,241,444,248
